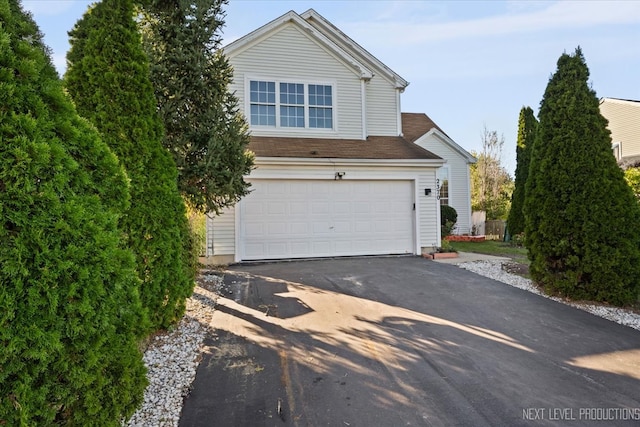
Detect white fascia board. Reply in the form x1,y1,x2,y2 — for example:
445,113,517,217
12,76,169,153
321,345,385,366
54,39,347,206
419,128,476,164
300,9,409,90
223,10,374,80
255,156,445,168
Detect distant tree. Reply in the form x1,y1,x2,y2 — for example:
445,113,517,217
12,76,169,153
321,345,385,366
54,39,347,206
0,0,146,424
138,0,254,214
524,47,640,306
507,106,537,235
470,127,513,220
65,0,196,330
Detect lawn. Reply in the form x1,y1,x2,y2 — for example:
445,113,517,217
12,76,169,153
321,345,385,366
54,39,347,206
448,240,529,264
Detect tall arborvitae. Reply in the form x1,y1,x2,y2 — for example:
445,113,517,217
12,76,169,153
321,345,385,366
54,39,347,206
524,48,640,306
0,0,146,424
507,107,537,236
139,0,253,214
65,0,195,329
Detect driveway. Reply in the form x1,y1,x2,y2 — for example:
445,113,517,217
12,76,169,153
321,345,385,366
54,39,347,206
180,256,640,426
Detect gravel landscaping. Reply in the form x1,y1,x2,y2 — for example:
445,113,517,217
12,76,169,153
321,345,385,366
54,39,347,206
123,259,640,427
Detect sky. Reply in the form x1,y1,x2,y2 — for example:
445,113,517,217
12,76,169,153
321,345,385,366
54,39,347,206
20,0,640,175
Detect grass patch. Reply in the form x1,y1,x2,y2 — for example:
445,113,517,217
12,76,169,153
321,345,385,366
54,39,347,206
448,240,529,264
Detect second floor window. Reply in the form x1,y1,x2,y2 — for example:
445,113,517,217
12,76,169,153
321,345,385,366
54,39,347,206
249,79,333,129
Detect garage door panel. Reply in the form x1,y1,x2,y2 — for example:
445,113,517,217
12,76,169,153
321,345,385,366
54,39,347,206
241,180,414,260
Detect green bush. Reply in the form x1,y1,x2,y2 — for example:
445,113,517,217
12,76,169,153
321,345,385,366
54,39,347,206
507,107,537,236
525,48,640,306
1,1,146,424
440,204,458,237
65,0,196,329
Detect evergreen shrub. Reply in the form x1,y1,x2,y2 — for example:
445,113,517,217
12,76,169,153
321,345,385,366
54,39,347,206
524,48,640,306
0,1,146,424
440,205,458,238
65,0,196,330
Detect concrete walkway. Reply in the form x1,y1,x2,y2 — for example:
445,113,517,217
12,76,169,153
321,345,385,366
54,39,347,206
431,251,510,264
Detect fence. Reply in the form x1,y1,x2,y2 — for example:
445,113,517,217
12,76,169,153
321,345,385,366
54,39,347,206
485,220,506,241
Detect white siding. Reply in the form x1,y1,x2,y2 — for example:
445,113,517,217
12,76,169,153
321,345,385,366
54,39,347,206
366,79,399,136
228,25,363,139
417,171,439,248
206,207,235,256
416,135,473,235
600,99,640,159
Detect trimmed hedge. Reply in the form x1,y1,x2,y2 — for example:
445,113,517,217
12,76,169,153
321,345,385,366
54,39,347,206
1,0,146,424
65,0,196,330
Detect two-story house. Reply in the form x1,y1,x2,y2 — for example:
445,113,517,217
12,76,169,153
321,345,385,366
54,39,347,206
599,98,640,166
205,9,475,263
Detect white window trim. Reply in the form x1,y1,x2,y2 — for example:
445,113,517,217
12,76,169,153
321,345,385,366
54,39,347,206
245,76,337,133
436,165,450,206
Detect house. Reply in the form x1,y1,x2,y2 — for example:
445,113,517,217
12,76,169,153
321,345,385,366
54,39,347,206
205,9,475,263
599,98,640,165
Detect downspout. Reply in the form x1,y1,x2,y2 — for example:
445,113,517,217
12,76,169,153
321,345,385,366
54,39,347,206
612,141,621,161
361,78,368,140
396,88,403,136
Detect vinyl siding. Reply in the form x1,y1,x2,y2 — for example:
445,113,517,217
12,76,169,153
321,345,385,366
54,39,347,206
416,135,473,234
600,99,640,159
206,207,235,256
228,25,363,139
366,79,399,136
418,171,439,248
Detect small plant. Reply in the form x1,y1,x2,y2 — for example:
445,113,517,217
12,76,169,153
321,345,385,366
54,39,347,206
441,205,458,238
511,232,526,248
436,239,457,253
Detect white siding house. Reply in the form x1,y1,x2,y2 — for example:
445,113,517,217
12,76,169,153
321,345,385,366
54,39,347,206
204,9,474,264
599,98,640,164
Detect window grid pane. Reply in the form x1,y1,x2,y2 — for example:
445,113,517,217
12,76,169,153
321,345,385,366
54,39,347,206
250,80,276,126
309,107,333,128
309,84,332,107
280,106,304,127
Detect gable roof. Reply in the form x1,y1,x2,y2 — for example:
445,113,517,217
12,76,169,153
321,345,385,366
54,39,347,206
403,113,476,163
300,9,408,90
402,112,449,142
223,9,407,89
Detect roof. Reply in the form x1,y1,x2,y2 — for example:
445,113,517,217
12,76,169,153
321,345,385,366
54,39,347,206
402,113,476,164
248,135,441,160
402,112,449,142
247,112,476,161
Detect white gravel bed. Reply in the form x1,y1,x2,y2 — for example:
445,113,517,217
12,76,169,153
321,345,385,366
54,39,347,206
124,263,640,426
459,260,640,332
124,274,222,427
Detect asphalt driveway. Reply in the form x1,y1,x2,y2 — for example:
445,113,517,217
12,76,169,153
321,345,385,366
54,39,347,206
180,256,640,426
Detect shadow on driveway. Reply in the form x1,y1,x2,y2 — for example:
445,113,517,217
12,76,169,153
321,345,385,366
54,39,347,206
180,256,640,427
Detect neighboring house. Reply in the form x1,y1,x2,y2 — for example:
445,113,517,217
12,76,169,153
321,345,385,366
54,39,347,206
599,98,640,165
205,9,475,263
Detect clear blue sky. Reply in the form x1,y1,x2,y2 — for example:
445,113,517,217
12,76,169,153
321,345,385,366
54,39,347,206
21,0,640,175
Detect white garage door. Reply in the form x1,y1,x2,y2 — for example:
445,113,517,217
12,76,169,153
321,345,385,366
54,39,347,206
240,180,414,260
